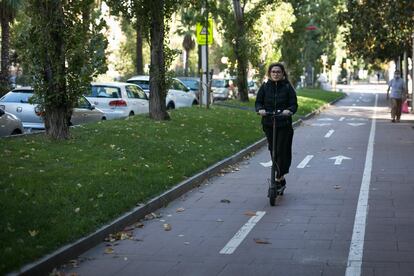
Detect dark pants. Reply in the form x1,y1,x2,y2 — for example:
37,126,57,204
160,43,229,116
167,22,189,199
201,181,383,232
263,124,294,178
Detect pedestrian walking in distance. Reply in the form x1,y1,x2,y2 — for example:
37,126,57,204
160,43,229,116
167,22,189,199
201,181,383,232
387,70,408,123
255,62,298,189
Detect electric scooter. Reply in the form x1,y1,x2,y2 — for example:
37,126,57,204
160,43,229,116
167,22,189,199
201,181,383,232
265,110,291,206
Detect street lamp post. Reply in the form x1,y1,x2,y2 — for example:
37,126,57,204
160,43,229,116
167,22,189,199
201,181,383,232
412,32,414,111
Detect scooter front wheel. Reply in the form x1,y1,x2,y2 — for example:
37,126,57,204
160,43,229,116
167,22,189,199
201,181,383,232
268,187,276,206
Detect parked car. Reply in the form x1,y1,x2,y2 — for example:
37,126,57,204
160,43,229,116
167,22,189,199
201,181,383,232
176,77,201,101
127,76,198,109
248,80,259,95
211,79,230,101
84,82,149,119
0,87,105,131
0,109,24,137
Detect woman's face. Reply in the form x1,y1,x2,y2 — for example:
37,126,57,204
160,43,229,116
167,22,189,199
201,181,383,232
269,66,284,82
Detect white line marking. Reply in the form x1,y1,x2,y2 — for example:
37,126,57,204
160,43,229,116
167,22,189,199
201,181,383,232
297,155,314,168
324,129,335,138
317,118,334,121
339,117,345,121
311,123,331,126
260,160,272,167
219,211,266,254
347,123,365,127
345,94,377,276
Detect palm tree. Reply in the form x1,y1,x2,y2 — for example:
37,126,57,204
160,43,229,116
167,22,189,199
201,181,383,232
177,8,198,76
182,33,195,76
0,0,22,94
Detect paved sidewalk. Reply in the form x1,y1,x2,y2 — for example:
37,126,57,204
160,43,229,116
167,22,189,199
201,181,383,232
60,85,414,276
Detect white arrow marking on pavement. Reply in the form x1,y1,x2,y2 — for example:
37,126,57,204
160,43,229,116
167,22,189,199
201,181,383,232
346,94,378,276
339,117,345,121
297,155,314,168
347,123,365,127
260,160,272,168
317,118,334,121
324,129,335,138
220,211,266,254
329,155,351,165
311,123,331,126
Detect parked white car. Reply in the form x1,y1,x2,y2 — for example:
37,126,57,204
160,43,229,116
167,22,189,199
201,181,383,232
84,82,149,119
126,76,198,109
0,87,105,131
0,109,24,137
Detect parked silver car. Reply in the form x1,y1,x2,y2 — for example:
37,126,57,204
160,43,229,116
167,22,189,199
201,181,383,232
0,88,106,132
0,109,24,137
84,82,149,119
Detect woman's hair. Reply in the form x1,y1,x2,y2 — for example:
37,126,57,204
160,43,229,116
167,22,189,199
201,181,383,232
267,62,289,81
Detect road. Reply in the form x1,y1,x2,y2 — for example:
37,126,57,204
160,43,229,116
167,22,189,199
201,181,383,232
62,84,414,276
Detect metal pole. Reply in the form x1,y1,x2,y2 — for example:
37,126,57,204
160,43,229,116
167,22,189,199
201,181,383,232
412,33,414,111
205,0,209,108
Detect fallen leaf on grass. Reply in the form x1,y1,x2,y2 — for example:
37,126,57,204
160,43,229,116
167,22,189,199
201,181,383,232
163,223,172,231
244,211,256,217
254,238,271,244
29,230,39,237
220,199,231,204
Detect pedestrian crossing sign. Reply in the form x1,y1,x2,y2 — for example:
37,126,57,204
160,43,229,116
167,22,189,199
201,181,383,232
196,19,213,45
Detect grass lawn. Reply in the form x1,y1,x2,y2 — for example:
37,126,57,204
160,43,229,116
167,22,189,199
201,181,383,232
0,88,344,274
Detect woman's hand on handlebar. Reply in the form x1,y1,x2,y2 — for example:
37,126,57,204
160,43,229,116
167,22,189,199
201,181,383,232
281,109,292,116
258,109,266,116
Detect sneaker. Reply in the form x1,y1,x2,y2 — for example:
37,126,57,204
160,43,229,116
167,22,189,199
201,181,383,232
396,119,400,123
391,119,395,123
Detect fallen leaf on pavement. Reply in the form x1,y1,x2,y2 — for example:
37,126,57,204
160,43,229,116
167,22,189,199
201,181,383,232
220,199,231,203
254,238,271,244
163,223,172,231
244,211,256,217
334,185,341,189
216,219,224,222
104,247,114,254
176,207,185,212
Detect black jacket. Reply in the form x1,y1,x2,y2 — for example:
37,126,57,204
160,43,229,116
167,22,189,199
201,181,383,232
255,79,298,127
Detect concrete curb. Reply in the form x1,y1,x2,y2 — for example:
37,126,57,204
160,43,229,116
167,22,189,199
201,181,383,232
11,94,345,276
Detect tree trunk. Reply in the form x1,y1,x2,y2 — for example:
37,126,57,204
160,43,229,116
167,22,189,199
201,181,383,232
184,49,189,76
43,1,70,139
135,20,144,74
0,16,11,94
232,0,249,102
149,0,169,120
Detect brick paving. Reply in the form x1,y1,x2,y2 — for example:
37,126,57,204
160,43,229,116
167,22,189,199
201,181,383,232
60,84,414,276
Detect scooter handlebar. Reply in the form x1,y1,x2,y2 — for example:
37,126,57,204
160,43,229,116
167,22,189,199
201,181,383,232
257,110,292,116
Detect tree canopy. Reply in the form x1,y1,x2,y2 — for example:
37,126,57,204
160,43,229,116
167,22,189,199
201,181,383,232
340,0,414,62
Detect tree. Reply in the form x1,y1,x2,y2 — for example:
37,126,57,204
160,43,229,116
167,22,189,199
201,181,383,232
176,7,198,77
281,0,342,85
105,0,146,74
0,0,23,95
18,0,107,139
107,0,188,121
212,0,276,102
339,0,414,63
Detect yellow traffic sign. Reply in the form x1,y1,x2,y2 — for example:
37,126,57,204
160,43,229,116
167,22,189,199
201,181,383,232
196,19,213,45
